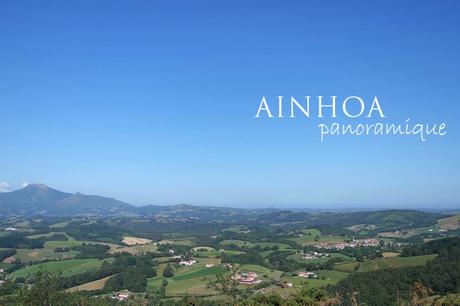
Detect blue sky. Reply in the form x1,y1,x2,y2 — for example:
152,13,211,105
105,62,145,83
0,1,459,208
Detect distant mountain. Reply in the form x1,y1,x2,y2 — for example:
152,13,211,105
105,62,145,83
0,184,133,216
0,184,273,218
0,184,449,226
0,184,70,214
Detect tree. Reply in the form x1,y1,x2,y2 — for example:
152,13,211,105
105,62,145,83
17,270,67,306
355,248,363,262
163,263,174,278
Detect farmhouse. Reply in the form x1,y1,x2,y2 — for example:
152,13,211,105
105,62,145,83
179,259,196,266
298,271,317,279
232,272,261,285
303,251,329,260
206,263,214,268
112,290,131,301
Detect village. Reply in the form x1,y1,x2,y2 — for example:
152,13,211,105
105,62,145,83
302,251,329,260
313,238,379,250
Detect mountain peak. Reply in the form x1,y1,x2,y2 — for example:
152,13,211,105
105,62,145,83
24,183,50,191
0,184,132,216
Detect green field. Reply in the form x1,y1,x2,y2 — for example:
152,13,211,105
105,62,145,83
239,264,283,278
50,221,72,228
289,229,349,246
5,231,123,262
333,261,360,272
109,243,158,255
288,270,349,288
289,252,353,264
26,231,73,240
147,259,225,296
7,248,79,263
334,254,437,273
59,259,109,277
359,254,437,272
192,246,219,257
194,250,221,258
193,246,216,252
166,277,218,295
378,227,431,239
167,265,227,295
8,259,106,280
173,266,226,281
26,231,95,252
219,240,292,258
44,240,90,249
219,240,291,250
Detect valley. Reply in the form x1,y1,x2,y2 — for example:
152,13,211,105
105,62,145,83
0,185,459,305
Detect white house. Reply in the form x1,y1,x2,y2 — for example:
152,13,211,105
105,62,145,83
112,290,131,301
298,271,317,278
179,260,196,266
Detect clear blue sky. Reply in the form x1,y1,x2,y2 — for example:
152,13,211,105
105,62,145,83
0,1,459,208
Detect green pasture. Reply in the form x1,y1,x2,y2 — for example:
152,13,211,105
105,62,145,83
8,259,105,280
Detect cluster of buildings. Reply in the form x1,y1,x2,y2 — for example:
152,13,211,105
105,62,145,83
314,238,379,250
1,227,17,232
178,259,196,266
232,272,261,285
297,271,318,279
302,251,329,260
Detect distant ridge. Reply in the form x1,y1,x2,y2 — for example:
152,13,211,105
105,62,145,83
0,184,450,225
0,184,275,218
0,184,133,216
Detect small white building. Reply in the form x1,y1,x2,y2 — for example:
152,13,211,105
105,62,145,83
298,271,317,279
179,260,196,266
112,290,131,301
